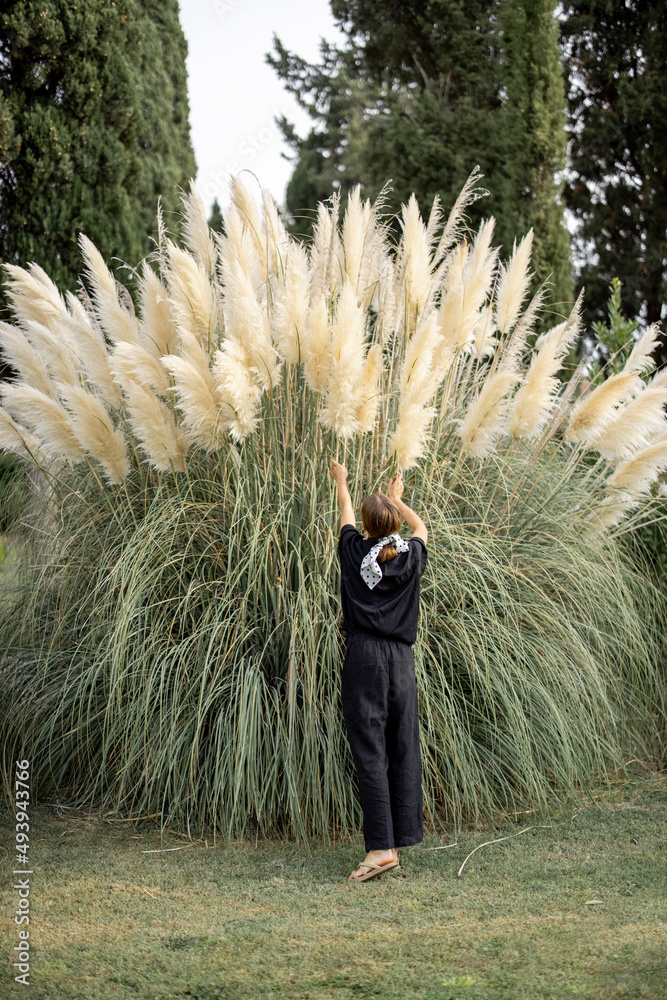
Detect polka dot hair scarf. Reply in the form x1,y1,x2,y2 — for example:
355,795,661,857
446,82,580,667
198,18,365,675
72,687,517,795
360,534,409,590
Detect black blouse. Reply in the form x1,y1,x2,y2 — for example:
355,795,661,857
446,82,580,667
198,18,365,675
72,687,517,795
337,524,428,646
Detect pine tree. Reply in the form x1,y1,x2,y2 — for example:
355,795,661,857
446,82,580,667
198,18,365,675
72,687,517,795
268,0,572,317
0,0,196,315
561,1,667,360
268,1,506,241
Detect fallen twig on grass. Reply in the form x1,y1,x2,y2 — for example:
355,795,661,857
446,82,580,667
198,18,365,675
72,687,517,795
141,842,202,854
104,812,163,823
423,843,458,850
456,825,551,877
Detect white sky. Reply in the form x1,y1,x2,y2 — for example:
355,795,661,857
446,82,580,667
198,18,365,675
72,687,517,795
178,0,346,216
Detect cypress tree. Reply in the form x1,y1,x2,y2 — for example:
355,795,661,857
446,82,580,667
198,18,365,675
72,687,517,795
132,0,197,247
0,0,196,314
500,0,573,317
207,197,224,235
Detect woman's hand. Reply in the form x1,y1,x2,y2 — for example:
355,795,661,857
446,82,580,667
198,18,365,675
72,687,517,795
387,472,404,502
330,459,348,484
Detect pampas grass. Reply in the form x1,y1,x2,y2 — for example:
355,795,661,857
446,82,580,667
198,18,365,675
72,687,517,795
137,265,181,358
0,321,56,399
508,292,584,440
0,383,86,462
211,341,264,442
79,234,141,345
180,182,218,279
57,382,130,484
565,370,643,446
62,292,122,408
0,170,665,843
309,195,343,301
494,230,534,334
389,313,443,469
594,432,667,529
0,407,45,461
271,242,311,365
120,380,188,473
109,342,172,395
165,241,218,350
319,280,368,438
3,261,68,329
589,369,667,461
160,353,230,452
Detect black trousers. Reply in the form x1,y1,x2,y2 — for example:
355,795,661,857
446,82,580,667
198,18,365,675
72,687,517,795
341,633,424,851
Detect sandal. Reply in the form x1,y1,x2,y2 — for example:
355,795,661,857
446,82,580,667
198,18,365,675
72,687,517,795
348,858,400,882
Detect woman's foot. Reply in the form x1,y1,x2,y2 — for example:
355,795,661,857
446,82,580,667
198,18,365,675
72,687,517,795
349,847,399,880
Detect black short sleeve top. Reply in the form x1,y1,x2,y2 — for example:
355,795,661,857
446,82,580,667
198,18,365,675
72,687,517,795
337,524,428,646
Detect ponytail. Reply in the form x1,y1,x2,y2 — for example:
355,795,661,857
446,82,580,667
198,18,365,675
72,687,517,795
360,493,402,562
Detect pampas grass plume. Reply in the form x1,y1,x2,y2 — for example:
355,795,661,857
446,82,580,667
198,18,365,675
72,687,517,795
110,342,172,395
215,203,264,301
388,400,437,472
271,242,311,365
165,241,217,350
355,344,383,433
623,322,662,375
229,175,265,265
61,292,122,409
222,259,280,389
79,234,141,345
319,280,366,437
3,262,68,329
590,369,667,461
565,369,643,446
457,368,519,458
262,188,291,277
396,194,433,331
340,185,371,298
0,321,56,399
22,320,80,388
0,383,86,462
400,312,442,403
180,181,218,278
160,354,229,452
432,165,486,266
121,380,188,472
309,196,342,300
57,382,130,484
463,218,498,319
212,341,263,442
137,264,181,358
0,406,45,461
494,230,533,335
302,293,330,394
593,430,667,528
437,243,470,352
508,292,583,439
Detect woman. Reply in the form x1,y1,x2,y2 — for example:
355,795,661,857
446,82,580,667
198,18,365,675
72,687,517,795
330,459,428,882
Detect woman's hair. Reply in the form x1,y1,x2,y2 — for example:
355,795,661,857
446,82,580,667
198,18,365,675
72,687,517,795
360,493,402,562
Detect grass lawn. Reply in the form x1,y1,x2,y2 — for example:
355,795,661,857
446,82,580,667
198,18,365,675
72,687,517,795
1,774,665,1000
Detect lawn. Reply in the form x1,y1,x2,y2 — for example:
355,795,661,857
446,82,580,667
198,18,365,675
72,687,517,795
1,774,665,1000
